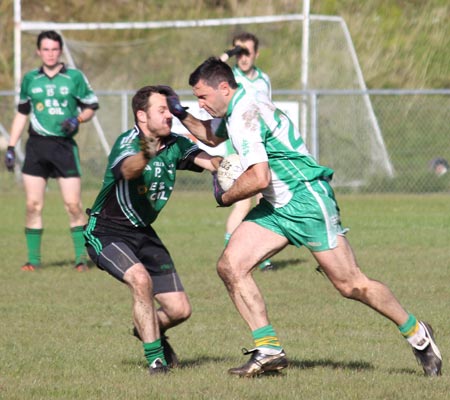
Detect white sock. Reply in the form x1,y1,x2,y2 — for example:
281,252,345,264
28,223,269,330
406,322,429,350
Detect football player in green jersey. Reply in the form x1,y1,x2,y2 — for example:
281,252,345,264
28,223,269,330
4,30,99,272
166,57,442,377
84,85,221,374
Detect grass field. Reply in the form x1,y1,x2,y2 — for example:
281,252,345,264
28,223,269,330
0,189,449,399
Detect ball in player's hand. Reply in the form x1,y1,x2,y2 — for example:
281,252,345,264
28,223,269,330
217,154,243,191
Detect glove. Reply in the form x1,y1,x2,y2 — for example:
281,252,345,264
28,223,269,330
61,117,80,137
4,146,15,172
226,45,249,58
158,85,189,120
220,46,249,61
140,136,158,160
212,172,229,207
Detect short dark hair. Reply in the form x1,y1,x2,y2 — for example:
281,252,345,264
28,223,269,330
189,57,238,89
232,32,259,52
36,31,63,50
132,85,172,123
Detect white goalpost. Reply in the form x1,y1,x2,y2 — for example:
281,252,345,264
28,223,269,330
13,0,394,187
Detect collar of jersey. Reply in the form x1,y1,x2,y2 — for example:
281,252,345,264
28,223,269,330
226,84,246,118
232,65,261,82
38,63,67,76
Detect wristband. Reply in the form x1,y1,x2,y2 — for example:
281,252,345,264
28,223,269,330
77,115,84,124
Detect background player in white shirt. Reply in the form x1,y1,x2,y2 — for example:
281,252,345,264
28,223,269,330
220,32,275,271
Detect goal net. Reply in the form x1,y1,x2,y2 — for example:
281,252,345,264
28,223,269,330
13,13,393,190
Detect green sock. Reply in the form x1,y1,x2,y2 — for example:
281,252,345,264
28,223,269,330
71,226,87,265
398,313,419,338
25,228,43,266
252,324,282,350
143,339,167,366
258,259,272,270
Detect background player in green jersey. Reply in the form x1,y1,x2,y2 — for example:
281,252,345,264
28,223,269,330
166,58,442,378
4,30,99,272
219,32,275,272
84,85,221,374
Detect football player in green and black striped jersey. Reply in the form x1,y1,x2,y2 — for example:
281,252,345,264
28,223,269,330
5,30,99,272
84,85,221,374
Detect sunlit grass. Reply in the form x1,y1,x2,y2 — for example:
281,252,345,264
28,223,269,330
0,190,449,399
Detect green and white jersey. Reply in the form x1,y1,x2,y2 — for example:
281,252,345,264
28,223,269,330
232,65,272,99
18,64,99,137
216,86,334,208
88,126,202,227
223,66,272,156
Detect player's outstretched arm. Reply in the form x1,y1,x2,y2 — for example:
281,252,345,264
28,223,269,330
193,152,222,172
182,114,225,148
161,85,225,147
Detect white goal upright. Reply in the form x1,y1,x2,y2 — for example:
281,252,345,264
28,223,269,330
12,0,394,188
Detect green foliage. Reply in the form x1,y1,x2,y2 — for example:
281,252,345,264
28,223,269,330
0,190,449,399
0,0,449,89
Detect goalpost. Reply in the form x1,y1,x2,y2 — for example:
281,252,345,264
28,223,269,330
13,0,394,188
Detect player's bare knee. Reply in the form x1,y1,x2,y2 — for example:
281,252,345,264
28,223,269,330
217,255,232,281
65,202,83,218
335,279,368,300
172,302,192,323
126,266,153,293
26,199,43,215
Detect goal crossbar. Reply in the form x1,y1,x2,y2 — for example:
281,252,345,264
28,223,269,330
13,0,394,181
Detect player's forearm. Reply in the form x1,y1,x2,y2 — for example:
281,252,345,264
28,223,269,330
194,152,222,172
182,114,224,147
120,152,149,180
222,164,270,205
8,112,28,147
77,108,95,123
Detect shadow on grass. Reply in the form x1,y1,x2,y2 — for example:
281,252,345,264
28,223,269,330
45,259,73,268
290,359,418,375
268,258,308,271
289,358,374,372
45,259,96,269
387,367,421,376
123,356,387,376
122,355,228,369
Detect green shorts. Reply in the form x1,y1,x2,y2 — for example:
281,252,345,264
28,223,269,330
244,179,346,252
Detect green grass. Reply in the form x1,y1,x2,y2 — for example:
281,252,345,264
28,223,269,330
0,190,449,399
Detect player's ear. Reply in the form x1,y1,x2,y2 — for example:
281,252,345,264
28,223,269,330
136,109,147,124
219,81,230,96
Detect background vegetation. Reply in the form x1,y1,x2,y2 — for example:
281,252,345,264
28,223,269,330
0,190,449,399
0,0,449,90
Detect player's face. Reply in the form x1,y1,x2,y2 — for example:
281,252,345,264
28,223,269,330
37,39,62,69
144,93,173,137
234,39,258,74
192,79,228,118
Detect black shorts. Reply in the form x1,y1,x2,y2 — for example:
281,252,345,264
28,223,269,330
85,219,184,294
22,135,81,178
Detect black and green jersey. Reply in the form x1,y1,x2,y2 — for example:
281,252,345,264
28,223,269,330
18,64,99,137
87,126,203,228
